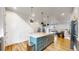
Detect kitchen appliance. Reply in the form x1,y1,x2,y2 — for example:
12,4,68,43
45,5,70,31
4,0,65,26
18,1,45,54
71,20,78,50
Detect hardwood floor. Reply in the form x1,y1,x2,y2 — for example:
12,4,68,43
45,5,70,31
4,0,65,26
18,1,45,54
44,37,72,51
5,41,28,51
5,37,72,51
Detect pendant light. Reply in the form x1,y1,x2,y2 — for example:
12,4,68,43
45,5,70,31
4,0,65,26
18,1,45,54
47,15,49,26
41,11,44,25
29,7,35,23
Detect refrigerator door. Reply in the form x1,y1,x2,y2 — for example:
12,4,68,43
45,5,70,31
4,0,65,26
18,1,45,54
77,20,79,51
71,20,78,50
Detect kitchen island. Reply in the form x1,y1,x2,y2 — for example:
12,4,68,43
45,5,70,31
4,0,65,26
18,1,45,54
29,32,54,51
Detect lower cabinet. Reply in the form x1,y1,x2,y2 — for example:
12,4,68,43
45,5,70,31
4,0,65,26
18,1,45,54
30,34,54,51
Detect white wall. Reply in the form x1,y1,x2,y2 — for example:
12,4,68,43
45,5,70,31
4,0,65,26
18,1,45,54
5,11,35,46
0,8,5,37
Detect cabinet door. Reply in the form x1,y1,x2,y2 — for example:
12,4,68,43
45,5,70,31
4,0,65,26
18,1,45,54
50,35,54,42
37,38,43,51
37,36,47,51
42,36,46,48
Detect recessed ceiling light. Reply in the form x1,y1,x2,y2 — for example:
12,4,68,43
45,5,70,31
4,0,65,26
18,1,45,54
61,13,65,16
43,17,46,21
13,7,17,9
32,13,35,17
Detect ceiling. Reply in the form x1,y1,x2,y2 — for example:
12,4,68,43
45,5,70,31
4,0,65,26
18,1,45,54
6,7,74,24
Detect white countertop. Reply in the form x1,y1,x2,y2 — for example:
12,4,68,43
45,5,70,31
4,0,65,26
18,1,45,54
30,32,53,38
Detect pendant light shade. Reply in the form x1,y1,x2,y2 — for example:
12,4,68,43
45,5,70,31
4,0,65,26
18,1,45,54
29,7,35,23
